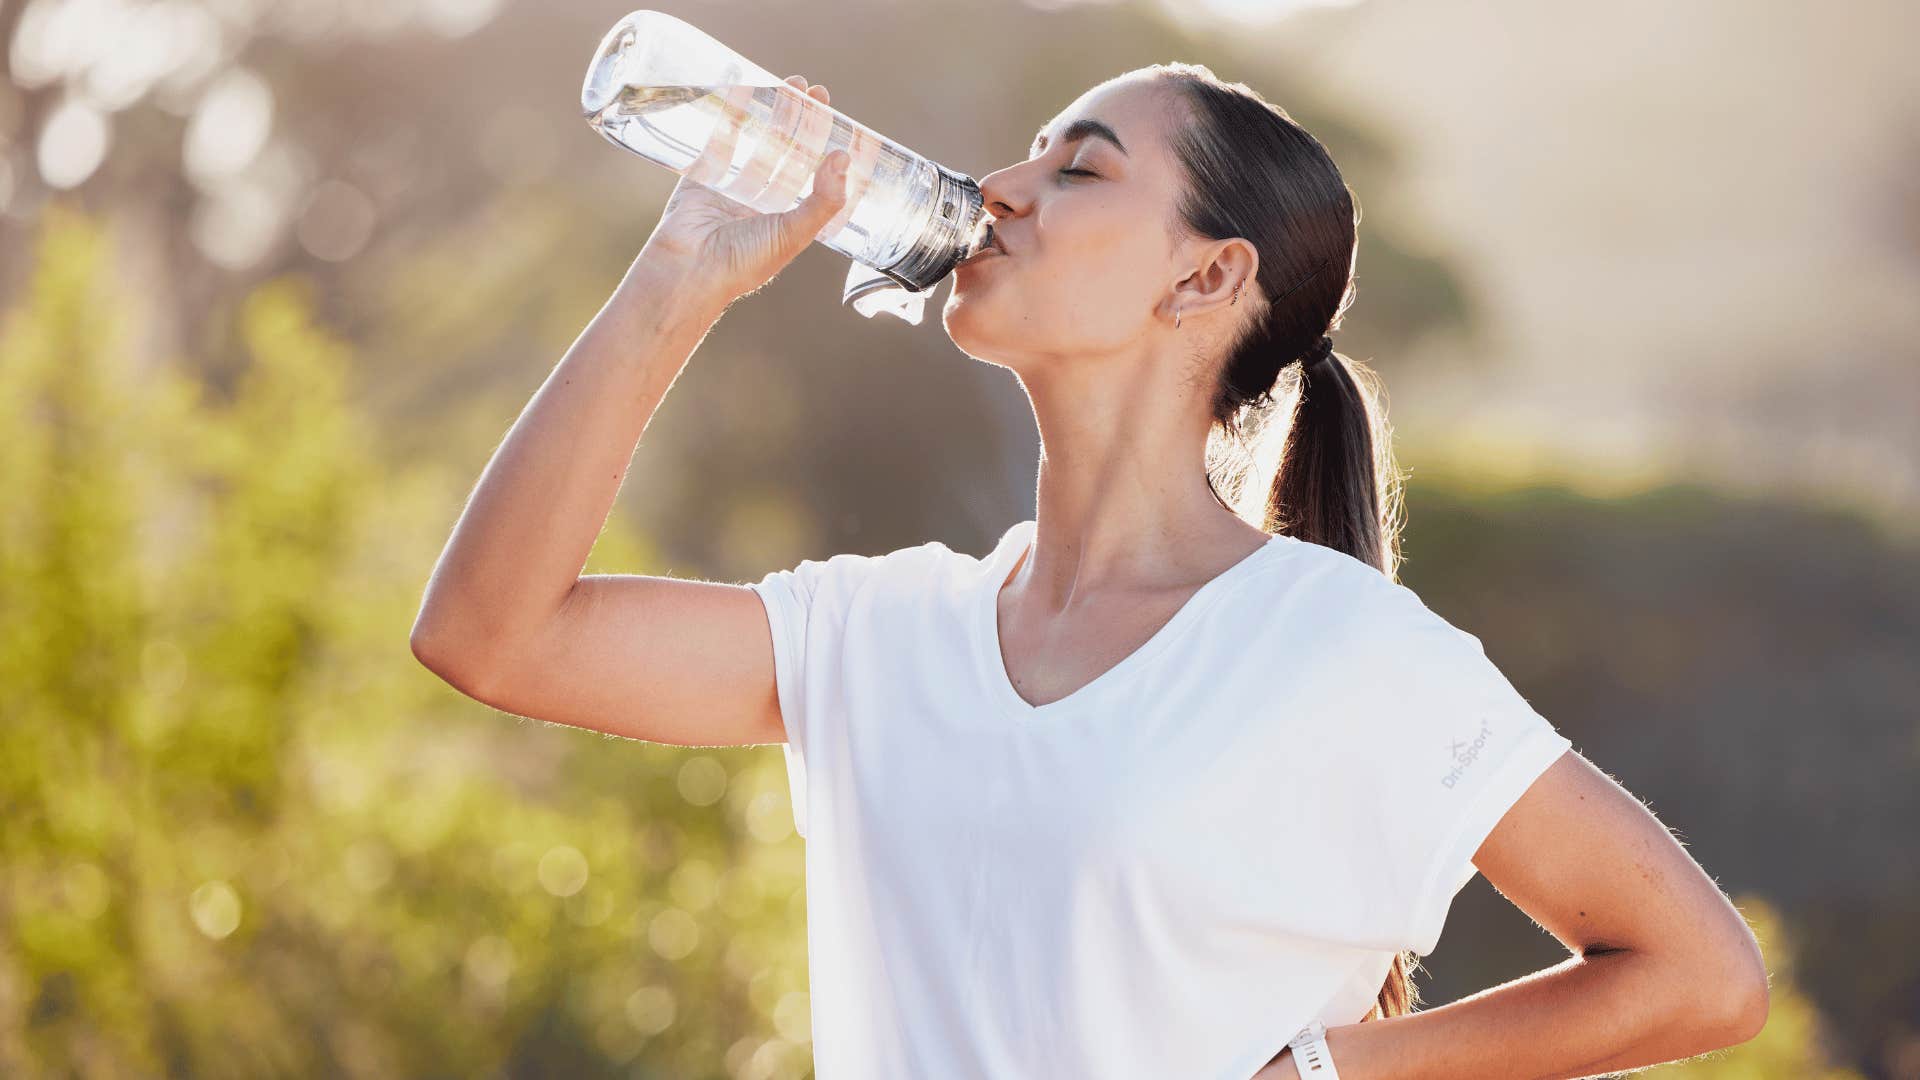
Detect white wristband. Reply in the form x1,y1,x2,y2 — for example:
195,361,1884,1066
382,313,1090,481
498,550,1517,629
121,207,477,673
1286,1018,1340,1079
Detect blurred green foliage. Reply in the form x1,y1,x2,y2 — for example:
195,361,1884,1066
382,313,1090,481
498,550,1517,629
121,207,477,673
0,209,810,1078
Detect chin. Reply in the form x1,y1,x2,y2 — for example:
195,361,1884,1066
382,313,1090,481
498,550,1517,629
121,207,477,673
940,292,1009,362
944,266,1055,362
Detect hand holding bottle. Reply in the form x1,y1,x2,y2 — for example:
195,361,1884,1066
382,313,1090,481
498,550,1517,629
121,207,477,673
584,12,994,323
636,75,850,305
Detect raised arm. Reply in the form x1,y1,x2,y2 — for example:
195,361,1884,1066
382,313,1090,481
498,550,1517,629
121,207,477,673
409,76,851,747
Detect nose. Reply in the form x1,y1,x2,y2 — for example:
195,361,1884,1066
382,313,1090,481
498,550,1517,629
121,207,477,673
976,159,1027,227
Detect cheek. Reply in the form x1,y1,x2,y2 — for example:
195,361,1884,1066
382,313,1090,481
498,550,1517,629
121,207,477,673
1041,194,1133,259
944,195,1163,337
1058,192,1164,269
1045,200,1167,320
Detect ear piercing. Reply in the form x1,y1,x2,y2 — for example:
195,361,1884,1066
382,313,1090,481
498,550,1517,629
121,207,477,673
1176,283,1244,330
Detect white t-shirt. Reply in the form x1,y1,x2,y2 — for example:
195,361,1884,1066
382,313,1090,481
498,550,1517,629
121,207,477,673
749,518,1572,1079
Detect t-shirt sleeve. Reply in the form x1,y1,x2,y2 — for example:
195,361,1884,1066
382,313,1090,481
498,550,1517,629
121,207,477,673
1328,578,1575,957
747,551,877,841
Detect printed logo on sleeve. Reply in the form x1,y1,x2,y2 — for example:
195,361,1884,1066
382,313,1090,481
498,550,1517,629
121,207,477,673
1441,716,1494,789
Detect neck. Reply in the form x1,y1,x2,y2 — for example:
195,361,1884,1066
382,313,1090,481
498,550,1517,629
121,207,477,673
1008,355,1267,607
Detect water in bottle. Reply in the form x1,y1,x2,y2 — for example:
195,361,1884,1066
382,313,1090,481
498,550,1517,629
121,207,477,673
581,10,994,325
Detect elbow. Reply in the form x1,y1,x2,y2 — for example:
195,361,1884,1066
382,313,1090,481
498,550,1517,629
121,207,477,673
1630,917,1772,1051
410,617,483,692
1703,931,1772,1047
410,621,452,677
1721,971,1771,1046
1730,921,1772,1042
409,619,441,668
411,615,526,707
1744,983,1772,1042
1699,986,1769,1053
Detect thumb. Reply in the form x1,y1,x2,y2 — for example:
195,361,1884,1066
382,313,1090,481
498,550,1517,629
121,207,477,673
778,150,849,250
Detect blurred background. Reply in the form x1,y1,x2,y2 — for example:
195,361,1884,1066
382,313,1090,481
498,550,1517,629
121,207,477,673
2,0,1915,1076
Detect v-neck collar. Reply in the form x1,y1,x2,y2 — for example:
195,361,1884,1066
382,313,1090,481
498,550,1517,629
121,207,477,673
973,520,1283,721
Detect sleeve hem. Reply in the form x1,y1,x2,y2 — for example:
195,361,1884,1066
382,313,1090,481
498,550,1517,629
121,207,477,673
748,577,810,839
1403,725,1573,955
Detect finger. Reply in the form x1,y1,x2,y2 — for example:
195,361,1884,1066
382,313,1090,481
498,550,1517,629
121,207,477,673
809,85,830,105
686,82,755,188
763,72,833,209
809,151,849,209
728,80,786,204
817,135,870,236
776,150,848,251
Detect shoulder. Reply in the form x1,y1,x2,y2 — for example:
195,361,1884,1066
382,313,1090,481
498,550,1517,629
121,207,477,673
1231,536,1473,659
755,536,972,605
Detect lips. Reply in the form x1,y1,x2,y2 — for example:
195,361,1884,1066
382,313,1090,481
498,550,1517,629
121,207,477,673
959,243,1003,267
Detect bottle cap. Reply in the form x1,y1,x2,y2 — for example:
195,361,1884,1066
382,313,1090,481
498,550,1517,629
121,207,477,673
839,162,985,325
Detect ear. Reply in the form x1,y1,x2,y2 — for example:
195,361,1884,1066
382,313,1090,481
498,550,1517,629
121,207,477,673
1168,237,1259,319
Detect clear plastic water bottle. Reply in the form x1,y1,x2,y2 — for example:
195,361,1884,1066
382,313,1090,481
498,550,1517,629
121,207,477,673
581,10,995,325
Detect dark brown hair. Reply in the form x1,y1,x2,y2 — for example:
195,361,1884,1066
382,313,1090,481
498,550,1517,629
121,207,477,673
1152,61,1417,1020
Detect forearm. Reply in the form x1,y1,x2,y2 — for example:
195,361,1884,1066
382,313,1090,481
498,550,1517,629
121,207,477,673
411,254,729,670
1254,949,1759,1080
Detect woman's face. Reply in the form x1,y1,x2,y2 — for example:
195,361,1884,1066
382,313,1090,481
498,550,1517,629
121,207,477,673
943,75,1206,370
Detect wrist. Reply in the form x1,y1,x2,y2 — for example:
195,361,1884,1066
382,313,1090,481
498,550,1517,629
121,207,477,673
614,255,732,332
1283,1019,1339,1079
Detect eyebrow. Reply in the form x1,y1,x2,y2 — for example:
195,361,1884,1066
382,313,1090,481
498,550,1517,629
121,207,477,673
1029,117,1129,158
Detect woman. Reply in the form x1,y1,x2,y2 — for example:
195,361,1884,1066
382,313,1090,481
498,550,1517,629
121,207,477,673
412,64,1770,1079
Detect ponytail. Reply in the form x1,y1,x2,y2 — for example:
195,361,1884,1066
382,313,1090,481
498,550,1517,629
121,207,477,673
1266,342,1405,580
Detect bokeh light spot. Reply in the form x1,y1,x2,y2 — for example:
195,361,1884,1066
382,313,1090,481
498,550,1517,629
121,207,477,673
624,984,676,1035
189,880,242,940
37,97,109,189
676,755,728,806
296,179,376,262
184,68,273,184
646,906,699,960
537,844,589,897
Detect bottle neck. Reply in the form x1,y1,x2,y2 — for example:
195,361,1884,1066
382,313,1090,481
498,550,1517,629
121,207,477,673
883,163,985,290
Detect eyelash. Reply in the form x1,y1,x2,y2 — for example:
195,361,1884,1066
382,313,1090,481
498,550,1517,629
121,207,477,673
1057,167,1097,179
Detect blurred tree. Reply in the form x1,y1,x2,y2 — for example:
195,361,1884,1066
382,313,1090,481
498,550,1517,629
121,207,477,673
0,208,811,1079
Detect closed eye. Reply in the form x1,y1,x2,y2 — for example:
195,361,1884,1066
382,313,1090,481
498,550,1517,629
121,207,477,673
1058,167,1097,179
